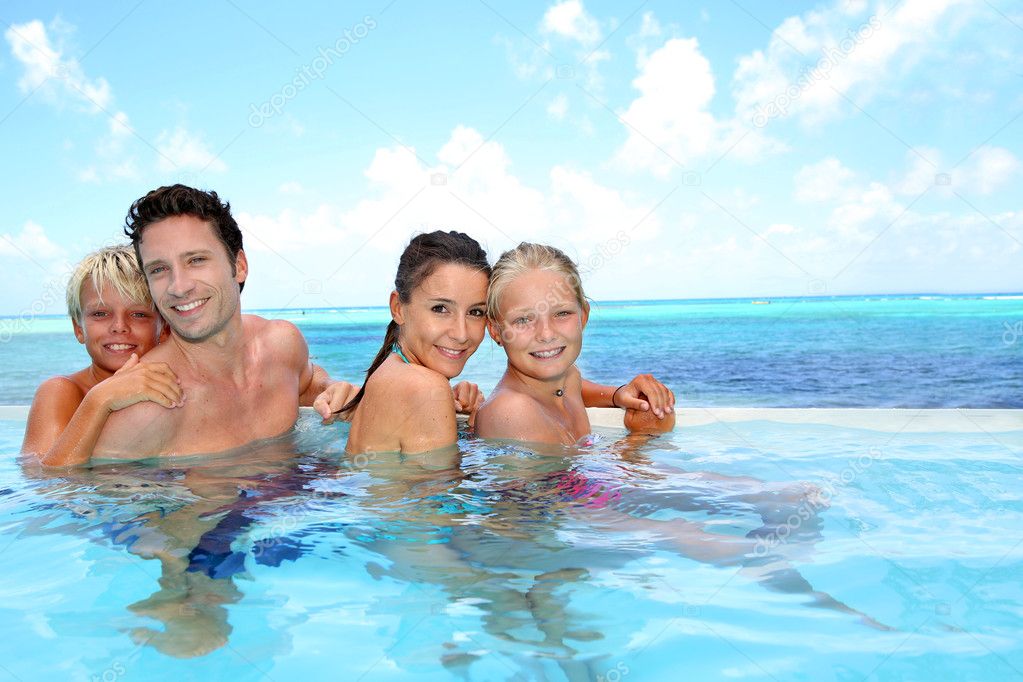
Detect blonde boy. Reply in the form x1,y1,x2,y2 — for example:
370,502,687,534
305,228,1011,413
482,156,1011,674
22,245,182,466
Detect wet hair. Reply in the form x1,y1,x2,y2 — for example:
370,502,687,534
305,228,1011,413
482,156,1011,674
66,245,155,323
124,184,245,292
337,230,491,415
486,242,586,320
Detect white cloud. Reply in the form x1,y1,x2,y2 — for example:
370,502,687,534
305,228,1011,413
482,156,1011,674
78,111,140,183
155,127,228,173
278,181,305,195
637,12,662,38
613,32,786,176
894,146,1019,197
547,93,569,120
542,0,600,46
0,221,65,261
615,38,718,175
235,126,663,306
794,157,859,203
732,0,973,128
549,166,661,243
4,19,112,112
962,146,1020,195
6,18,228,183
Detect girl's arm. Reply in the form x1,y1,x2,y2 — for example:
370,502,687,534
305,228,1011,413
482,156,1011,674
24,356,183,467
582,376,675,417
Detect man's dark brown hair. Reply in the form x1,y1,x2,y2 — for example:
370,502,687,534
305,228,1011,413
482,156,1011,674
124,184,245,292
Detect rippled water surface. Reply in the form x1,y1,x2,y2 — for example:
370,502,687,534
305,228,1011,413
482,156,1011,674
1,412,1021,681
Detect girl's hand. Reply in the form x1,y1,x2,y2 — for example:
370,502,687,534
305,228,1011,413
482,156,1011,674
624,406,676,434
314,381,360,424
613,374,675,419
96,353,184,411
452,381,484,428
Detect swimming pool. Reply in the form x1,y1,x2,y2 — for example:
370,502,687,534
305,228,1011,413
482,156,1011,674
1,408,1020,681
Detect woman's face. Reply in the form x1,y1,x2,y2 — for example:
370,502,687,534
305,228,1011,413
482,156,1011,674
392,262,489,379
488,268,588,383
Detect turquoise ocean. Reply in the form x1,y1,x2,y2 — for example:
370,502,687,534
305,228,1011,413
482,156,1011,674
2,293,1020,408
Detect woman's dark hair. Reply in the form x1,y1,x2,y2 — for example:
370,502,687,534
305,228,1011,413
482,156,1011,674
124,184,246,292
336,230,490,416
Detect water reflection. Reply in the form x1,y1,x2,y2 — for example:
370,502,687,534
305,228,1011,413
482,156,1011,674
13,418,887,675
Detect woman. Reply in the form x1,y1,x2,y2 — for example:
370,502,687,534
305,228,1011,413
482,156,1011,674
475,241,675,444
338,230,490,454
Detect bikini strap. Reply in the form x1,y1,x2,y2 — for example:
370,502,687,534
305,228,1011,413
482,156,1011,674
391,342,411,365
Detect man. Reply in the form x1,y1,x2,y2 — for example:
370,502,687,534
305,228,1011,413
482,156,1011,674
94,184,355,457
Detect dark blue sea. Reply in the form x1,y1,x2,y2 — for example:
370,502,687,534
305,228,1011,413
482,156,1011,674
2,294,1021,407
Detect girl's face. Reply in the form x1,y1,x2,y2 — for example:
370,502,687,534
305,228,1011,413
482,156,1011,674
391,262,489,379
488,268,588,382
73,281,165,374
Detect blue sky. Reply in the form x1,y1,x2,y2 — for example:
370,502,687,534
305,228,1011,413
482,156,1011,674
0,0,1020,316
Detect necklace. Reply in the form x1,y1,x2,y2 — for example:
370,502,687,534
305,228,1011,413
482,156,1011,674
554,388,564,397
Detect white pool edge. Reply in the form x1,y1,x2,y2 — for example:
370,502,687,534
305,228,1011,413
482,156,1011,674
2,405,1020,433
587,407,1022,433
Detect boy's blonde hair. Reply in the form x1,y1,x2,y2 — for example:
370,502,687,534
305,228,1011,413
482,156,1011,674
66,245,154,323
487,242,587,319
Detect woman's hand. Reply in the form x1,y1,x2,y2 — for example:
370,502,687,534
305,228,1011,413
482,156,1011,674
452,381,485,428
613,374,675,419
313,381,360,424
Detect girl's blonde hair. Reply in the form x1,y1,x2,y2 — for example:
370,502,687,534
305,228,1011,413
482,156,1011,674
66,245,154,323
487,242,586,319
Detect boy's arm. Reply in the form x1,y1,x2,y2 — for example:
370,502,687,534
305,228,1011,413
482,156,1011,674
30,358,184,466
22,378,87,464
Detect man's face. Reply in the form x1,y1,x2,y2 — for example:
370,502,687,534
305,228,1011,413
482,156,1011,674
138,215,247,343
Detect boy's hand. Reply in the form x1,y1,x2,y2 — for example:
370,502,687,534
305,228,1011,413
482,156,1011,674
97,353,184,411
613,374,675,419
452,381,484,428
313,381,360,424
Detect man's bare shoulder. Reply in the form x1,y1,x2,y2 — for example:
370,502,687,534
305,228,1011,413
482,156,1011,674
247,316,307,362
95,398,175,457
244,315,298,338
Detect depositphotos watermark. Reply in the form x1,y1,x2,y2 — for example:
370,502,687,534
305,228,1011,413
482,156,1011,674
1002,321,1022,346
0,269,70,344
753,447,884,557
248,16,378,128
752,15,881,128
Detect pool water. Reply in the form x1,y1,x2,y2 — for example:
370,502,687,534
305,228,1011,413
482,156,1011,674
1,412,1021,681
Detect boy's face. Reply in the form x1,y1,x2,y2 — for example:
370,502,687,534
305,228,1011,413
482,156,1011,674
72,281,164,374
